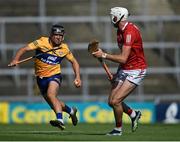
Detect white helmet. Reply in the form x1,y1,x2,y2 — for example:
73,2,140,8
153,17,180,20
110,7,129,24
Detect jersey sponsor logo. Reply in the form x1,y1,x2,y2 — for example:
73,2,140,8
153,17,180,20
40,57,58,65
47,56,57,61
36,49,64,65
38,54,63,65
126,34,131,43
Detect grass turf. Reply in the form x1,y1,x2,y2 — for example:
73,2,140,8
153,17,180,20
0,123,180,141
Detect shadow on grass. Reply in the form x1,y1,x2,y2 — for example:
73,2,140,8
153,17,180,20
2,130,106,136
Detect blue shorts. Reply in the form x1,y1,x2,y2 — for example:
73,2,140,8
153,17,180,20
36,74,62,95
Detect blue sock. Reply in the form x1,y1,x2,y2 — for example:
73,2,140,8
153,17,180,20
56,112,62,120
64,105,72,114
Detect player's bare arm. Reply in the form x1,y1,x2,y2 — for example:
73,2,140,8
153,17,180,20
92,45,131,64
9,46,33,66
70,58,81,88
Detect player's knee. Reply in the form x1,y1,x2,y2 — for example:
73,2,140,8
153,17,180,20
109,99,119,107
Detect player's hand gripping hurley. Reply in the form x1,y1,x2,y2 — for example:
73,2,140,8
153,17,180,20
8,46,61,67
88,40,113,80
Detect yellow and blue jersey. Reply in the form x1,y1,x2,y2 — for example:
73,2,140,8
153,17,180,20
28,37,74,77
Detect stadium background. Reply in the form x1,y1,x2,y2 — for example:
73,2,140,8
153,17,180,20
0,0,180,132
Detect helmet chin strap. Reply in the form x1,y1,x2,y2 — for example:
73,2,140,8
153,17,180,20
119,15,125,22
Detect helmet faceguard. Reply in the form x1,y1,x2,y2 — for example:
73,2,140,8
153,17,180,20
110,7,129,26
51,24,65,36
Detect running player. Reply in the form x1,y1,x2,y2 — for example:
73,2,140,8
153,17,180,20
9,24,82,130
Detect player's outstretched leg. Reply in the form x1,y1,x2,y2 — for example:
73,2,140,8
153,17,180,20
69,107,78,126
131,110,141,132
49,120,65,130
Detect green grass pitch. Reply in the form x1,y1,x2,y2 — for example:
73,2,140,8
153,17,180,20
0,123,180,141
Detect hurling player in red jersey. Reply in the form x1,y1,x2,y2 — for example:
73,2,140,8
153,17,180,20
92,7,147,136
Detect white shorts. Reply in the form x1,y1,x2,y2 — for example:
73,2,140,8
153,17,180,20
123,69,147,85
114,69,147,86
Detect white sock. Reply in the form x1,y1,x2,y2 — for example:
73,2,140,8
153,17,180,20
114,127,122,131
70,108,74,115
130,110,136,118
57,119,64,124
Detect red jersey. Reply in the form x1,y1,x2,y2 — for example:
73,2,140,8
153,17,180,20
117,22,147,70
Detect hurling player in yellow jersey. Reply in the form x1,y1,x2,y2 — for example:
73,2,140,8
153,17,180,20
9,24,81,130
